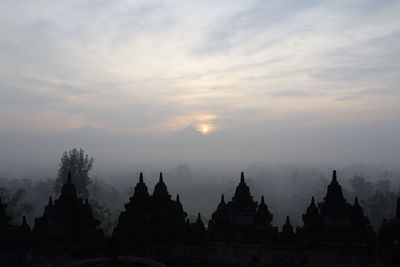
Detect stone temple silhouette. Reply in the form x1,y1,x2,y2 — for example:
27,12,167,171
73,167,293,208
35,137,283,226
113,172,188,254
0,170,398,267
32,172,104,259
297,170,375,243
208,172,278,242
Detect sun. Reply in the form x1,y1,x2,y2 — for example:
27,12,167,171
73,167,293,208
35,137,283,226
197,124,213,135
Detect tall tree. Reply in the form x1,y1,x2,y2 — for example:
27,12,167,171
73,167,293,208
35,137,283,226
54,148,94,198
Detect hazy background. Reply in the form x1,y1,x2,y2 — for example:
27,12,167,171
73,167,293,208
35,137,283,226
0,1,400,233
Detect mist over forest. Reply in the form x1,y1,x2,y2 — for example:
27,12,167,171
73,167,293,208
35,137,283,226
0,127,399,236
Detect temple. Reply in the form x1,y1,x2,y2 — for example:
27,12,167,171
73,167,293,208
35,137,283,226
113,172,188,253
0,170,397,267
297,170,375,243
209,172,278,242
280,216,296,241
31,173,104,259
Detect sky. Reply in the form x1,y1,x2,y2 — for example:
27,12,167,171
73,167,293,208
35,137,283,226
1,0,400,168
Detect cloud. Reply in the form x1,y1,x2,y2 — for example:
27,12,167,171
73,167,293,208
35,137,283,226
0,0,399,137
268,90,312,97
336,88,396,101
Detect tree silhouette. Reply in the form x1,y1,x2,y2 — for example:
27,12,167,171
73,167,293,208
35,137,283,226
54,148,94,198
0,186,34,223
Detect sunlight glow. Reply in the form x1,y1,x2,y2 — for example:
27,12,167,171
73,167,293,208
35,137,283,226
197,124,213,135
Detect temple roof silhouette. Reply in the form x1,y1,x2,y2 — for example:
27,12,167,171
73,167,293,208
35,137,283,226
32,172,103,255
298,170,375,243
153,172,171,199
0,169,393,267
318,170,352,216
113,172,188,250
133,172,149,200
254,195,273,225
209,172,277,242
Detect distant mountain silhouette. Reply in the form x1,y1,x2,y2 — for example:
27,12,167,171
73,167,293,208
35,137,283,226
66,125,104,135
170,125,203,138
64,125,116,140
167,126,203,141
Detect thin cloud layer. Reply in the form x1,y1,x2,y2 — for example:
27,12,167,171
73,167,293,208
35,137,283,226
0,0,399,140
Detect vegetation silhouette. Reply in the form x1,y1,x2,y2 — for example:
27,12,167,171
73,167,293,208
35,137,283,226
54,148,94,198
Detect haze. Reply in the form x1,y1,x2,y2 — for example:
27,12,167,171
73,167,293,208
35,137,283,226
1,0,400,178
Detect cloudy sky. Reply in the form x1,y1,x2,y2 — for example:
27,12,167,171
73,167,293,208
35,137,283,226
1,0,400,167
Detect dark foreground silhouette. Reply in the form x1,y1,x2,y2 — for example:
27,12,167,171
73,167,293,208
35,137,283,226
0,171,399,267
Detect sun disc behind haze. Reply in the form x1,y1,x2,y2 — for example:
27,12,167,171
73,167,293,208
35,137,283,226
198,125,213,135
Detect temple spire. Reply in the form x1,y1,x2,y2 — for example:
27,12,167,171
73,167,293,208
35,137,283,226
351,195,369,228
332,170,337,182
216,194,226,211
177,194,180,203
232,172,254,204
153,172,170,199
133,172,149,199
194,212,205,230
48,196,53,205
283,216,292,229
255,195,273,225
282,215,294,237
18,215,31,233
304,196,319,218
59,172,78,201
321,170,347,209
317,170,354,226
